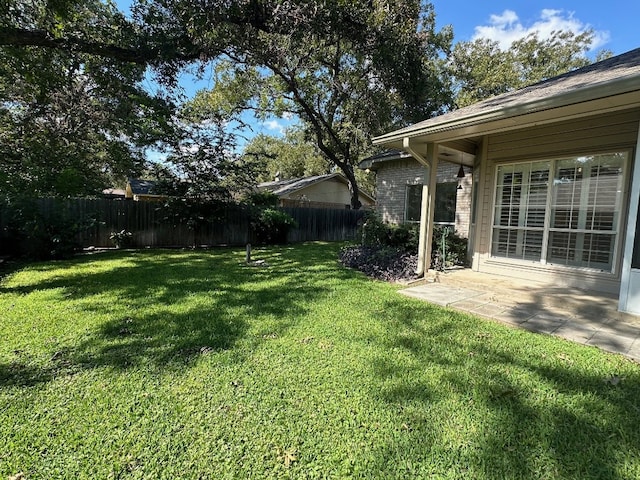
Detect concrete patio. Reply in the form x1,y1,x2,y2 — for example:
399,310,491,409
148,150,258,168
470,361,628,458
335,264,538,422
400,269,640,363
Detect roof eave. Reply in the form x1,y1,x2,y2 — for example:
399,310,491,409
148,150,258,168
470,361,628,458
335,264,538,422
266,173,343,197
357,151,412,170
373,75,640,146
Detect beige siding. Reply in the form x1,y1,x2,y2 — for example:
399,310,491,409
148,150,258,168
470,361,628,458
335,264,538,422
473,108,640,294
488,110,640,162
281,178,373,208
471,137,492,270
455,174,472,238
374,158,472,237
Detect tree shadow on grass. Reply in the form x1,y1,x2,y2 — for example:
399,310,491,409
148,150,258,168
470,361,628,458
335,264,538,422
0,244,347,387
367,299,640,479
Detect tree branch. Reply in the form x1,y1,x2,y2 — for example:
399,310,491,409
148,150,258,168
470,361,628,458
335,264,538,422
0,26,226,68
0,27,158,64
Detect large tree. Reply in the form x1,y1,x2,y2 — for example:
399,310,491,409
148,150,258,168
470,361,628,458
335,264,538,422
186,1,452,209
2,0,440,73
449,30,611,107
0,0,176,197
2,1,452,205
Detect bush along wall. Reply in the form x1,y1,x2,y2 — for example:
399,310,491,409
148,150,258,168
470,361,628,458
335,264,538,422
431,225,468,271
340,212,468,281
361,212,419,252
340,213,420,282
0,197,95,259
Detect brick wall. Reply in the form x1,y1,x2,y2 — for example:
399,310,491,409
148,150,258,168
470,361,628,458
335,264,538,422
374,158,472,238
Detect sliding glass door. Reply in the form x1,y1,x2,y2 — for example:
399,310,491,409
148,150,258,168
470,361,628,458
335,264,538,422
492,152,627,272
492,162,549,261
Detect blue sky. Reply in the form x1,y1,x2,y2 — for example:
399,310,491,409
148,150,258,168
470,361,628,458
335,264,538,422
431,1,638,56
115,1,639,154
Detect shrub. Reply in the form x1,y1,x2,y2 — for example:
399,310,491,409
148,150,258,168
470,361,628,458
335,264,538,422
0,197,93,259
360,212,419,253
109,230,133,249
361,212,389,247
346,213,420,282
346,211,468,279
431,225,468,270
387,223,420,252
252,208,297,245
339,245,418,282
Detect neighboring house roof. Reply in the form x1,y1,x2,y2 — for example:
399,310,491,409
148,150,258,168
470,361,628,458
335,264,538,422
358,149,413,170
101,188,126,197
374,47,640,147
125,178,169,201
127,179,159,196
258,173,375,204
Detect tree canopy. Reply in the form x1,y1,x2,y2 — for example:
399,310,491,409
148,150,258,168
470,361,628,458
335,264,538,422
2,0,452,205
449,30,610,107
0,0,176,197
186,1,452,208
241,129,328,183
239,128,376,195
1,0,608,205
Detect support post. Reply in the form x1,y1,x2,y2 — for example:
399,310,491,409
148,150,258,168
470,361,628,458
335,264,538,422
423,143,438,275
404,139,437,276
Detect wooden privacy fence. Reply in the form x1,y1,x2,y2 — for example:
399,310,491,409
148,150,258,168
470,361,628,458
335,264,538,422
283,207,365,243
0,198,365,250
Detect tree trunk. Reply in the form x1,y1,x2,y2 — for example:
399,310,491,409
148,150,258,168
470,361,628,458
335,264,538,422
342,163,362,210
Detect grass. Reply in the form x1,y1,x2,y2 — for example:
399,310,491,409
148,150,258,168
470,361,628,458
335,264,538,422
1,243,640,479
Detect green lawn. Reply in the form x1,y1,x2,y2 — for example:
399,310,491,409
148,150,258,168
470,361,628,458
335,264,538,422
1,243,640,479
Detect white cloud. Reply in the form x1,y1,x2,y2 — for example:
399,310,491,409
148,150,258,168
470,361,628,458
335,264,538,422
472,9,610,51
262,119,285,135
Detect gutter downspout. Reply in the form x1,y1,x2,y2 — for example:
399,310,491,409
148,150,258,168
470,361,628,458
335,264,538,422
403,138,437,277
403,137,428,166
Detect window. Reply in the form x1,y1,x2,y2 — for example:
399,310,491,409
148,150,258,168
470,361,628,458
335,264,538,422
491,152,627,272
434,182,457,224
404,183,458,224
405,185,422,222
492,162,549,261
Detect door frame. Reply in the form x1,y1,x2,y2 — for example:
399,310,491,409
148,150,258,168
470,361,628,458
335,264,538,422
619,124,640,313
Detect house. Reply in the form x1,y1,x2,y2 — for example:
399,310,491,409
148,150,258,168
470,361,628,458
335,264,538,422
358,149,472,237
373,47,640,316
257,173,375,209
125,179,167,202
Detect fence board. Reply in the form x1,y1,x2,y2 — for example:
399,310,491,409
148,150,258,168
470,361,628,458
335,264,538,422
283,207,365,243
0,199,364,253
